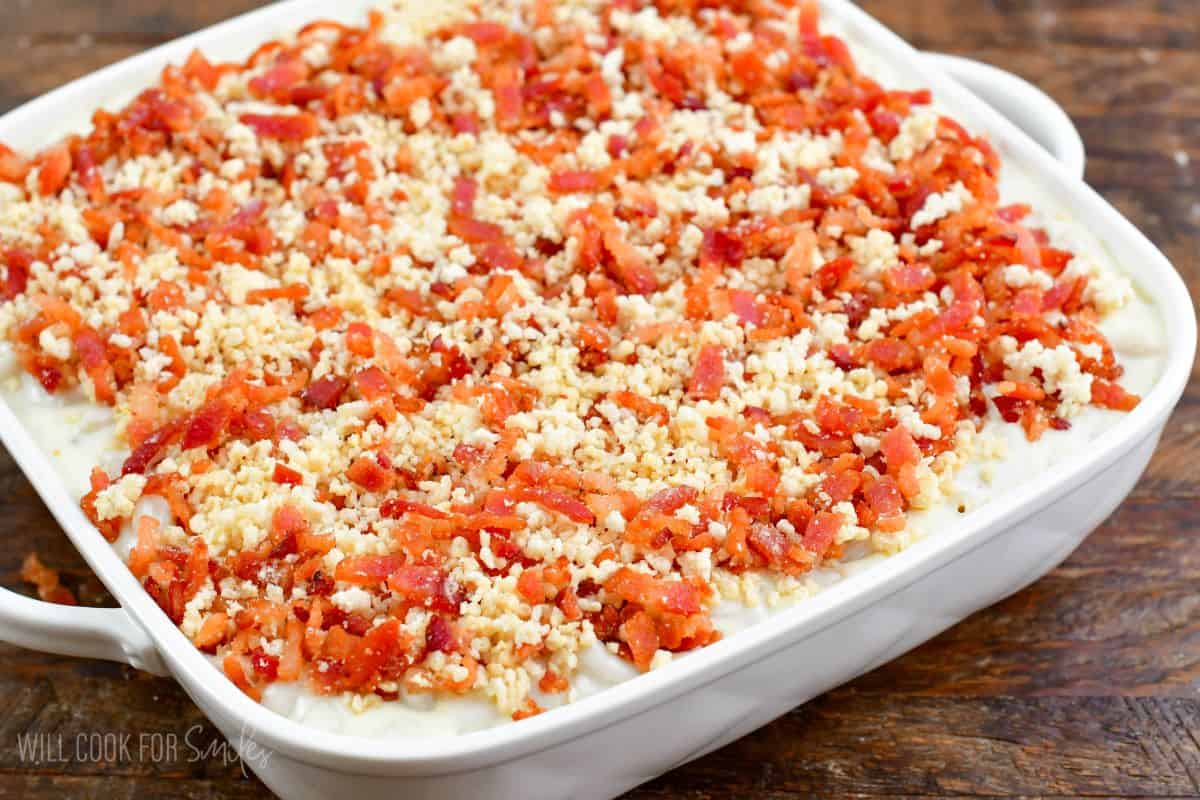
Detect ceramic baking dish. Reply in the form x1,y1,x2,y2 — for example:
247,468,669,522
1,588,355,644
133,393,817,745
0,2,1192,798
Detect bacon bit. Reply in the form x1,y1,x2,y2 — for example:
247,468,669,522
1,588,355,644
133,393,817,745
273,463,303,485
301,374,348,410
802,512,842,558
3,248,32,300
619,611,659,671
880,425,921,473
729,290,764,326
35,144,71,196
245,284,307,304
539,668,570,694
239,112,319,140
604,567,703,617
345,322,375,357
747,523,788,564
549,170,603,194
517,567,546,604
347,455,394,493
81,468,120,542
425,614,456,653
224,654,262,701
379,498,447,522
249,58,309,100
122,419,183,475
865,476,905,530
0,143,30,183
183,49,221,90
583,73,612,117
73,327,116,404
590,207,658,294
183,396,231,450
609,390,669,426
194,612,230,651
335,555,405,586
388,565,456,610
1092,380,1140,411
884,263,936,295
451,113,479,134
822,470,861,503
128,515,162,579
863,338,918,374
815,256,855,294
687,345,726,400
250,650,281,682
701,229,745,270
20,553,77,605
576,320,612,367
511,698,543,721
450,177,477,218
641,486,699,517
510,486,595,524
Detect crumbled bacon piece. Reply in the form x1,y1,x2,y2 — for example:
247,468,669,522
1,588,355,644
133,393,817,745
301,375,348,410
239,112,319,140
687,345,726,400
21,553,77,605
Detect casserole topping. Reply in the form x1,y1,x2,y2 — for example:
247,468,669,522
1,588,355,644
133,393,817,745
0,0,1140,718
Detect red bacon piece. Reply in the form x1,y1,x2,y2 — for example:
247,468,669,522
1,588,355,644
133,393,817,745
122,419,184,475
1092,380,1139,411
183,397,231,450
36,144,71,196
302,375,348,410
387,565,457,611
273,463,303,485
604,567,704,617
425,614,456,653
701,229,745,270
620,611,659,672
687,345,726,401
347,455,394,493
239,112,319,141
641,486,699,517
2,248,32,300
510,486,595,524
73,327,116,404
729,290,763,326
0,143,30,184
249,58,309,100
548,170,602,194
380,498,450,520
336,555,406,586
450,177,477,218
802,512,842,558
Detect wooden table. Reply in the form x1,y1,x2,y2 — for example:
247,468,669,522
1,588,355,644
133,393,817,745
1,2,1197,797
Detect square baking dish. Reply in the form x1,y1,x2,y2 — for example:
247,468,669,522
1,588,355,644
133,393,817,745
0,2,1192,798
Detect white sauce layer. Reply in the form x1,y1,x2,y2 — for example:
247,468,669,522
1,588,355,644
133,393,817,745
0,7,1168,740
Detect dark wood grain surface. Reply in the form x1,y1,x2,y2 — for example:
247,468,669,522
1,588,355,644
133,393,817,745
0,2,1197,798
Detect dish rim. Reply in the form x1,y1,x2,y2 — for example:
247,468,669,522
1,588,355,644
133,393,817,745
0,0,1192,775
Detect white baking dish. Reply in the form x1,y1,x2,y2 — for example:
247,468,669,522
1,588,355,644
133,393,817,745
0,2,1191,798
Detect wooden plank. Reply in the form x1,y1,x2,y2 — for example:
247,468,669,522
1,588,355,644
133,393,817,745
0,774,266,799
626,696,1200,798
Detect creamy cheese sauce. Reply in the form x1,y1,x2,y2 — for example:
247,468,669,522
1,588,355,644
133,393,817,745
0,7,1168,739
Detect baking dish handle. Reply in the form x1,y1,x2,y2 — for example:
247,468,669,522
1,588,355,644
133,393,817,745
923,52,1086,179
0,586,168,675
